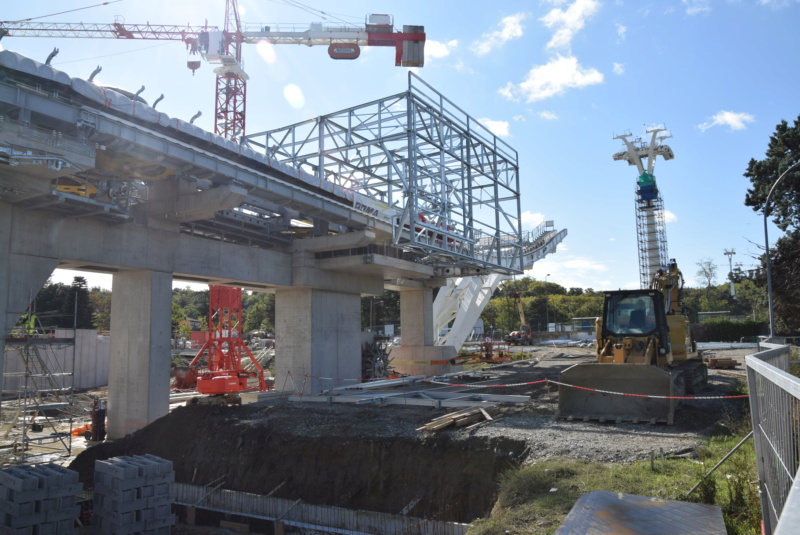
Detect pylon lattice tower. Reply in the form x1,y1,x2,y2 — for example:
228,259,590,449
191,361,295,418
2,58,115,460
613,127,674,288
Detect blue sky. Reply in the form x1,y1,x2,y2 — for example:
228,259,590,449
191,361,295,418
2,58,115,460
3,0,798,292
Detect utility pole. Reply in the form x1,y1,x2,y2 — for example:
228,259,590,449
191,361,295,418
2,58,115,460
545,274,550,332
724,249,736,298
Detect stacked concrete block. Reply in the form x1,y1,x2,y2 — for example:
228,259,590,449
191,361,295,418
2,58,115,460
0,463,83,535
92,455,174,535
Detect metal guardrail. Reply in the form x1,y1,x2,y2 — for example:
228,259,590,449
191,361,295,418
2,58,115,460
746,343,800,534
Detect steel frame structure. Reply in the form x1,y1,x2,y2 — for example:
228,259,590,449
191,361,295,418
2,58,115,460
613,128,673,288
244,72,523,274
636,191,669,289
189,286,266,393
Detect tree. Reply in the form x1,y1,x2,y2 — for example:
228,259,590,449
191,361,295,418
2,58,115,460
695,258,718,289
68,277,93,329
244,292,275,334
90,288,112,331
743,114,800,333
744,114,800,232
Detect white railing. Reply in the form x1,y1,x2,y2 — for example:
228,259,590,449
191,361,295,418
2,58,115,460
746,343,800,534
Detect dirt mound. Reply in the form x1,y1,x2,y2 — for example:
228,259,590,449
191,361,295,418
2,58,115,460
70,403,528,523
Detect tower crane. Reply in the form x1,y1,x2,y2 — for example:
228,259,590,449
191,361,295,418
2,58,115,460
0,0,425,140
612,127,674,289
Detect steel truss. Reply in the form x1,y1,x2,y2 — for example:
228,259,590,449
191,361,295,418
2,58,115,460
636,191,669,289
244,72,523,274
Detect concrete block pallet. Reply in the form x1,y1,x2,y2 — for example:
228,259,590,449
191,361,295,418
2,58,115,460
92,455,175,535
0,463,82,535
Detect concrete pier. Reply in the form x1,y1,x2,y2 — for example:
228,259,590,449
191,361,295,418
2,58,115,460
391,287,459,377
108,271,173,439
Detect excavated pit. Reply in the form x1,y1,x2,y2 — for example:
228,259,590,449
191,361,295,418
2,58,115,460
70,402,529,523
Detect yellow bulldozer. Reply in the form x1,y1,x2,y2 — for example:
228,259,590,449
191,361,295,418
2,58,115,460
557,260,706,424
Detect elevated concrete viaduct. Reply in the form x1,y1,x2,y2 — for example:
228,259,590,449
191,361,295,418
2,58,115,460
0,51,528,439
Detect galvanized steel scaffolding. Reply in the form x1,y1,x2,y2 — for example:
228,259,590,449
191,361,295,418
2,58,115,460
244,72,523,275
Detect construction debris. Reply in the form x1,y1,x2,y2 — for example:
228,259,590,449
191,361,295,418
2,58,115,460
416,405,503,432
706,357,738,369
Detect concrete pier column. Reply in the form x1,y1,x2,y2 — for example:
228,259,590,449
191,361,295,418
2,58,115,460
390,287,459,377
108,270,172,439
0,205,59,390
400,288,435,346
274,288,361,394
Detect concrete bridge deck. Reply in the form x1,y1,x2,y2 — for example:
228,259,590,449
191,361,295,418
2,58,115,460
0,49,528,438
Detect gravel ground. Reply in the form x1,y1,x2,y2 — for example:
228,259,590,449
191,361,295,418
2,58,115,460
452,346,752,463
273,345,753,464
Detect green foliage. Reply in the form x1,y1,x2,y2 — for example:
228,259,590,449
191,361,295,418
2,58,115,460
360,290,400,330
769,231,800,332
171,301,186,333
176,318,192,339
172,287,209,321
26,277,93,329
481,280,603,334
468,422,761,535
243,292,275,333
743,114,800,333
89,288,111,331
744,114,800,232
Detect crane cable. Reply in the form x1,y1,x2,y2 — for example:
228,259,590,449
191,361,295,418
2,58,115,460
1,1,122,25
273,0,362,29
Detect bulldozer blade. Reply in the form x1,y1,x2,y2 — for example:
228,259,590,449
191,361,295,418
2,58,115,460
556,364,682,425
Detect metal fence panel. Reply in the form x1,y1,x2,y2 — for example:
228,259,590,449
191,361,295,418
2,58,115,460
746,343,800,535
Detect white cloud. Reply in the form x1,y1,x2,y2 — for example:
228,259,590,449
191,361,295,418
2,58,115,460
616,23,627,42
664,210,677,223
478,118,511,137
471,13,528,56
521,211,546,228
500,55,604,102
612,62,625,75
539,111,559,120
540,0,601,50
683,0,711,15
513,114,527,122
759,0,800,7
426,39,458,60
453,60,476,74
524,254,612,290
698,111,756,132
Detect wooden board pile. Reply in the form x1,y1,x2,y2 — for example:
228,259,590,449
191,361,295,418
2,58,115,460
416,405,503,432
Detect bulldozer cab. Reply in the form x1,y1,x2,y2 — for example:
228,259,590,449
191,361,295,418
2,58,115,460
601,290,668,340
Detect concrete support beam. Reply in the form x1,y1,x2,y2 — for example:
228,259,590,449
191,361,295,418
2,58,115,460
274,288,361,394
108,270,172,439
290,229,375,252
0,203,58,389
141,178,247,223
390,287,460,377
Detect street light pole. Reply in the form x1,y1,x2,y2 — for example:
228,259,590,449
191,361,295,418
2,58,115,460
763,159,800,339
545,274,550,332
723,249,736,298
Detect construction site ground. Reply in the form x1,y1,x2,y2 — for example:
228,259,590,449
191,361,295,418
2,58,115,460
58,344,753,532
